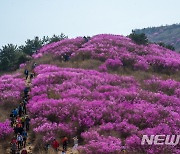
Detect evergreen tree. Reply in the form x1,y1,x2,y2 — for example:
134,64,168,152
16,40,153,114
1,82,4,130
48,33,68,44
158,42,175,51
129,31,149,45
19,36,43,56
0,44,18,71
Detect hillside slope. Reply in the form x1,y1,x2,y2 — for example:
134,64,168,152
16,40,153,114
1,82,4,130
134,24,180,51
0,34,180,154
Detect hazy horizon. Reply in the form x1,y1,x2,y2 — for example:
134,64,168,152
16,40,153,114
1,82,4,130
0,0,180,47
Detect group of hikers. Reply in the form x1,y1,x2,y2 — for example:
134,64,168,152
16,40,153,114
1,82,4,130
9,66,35,154
47,137,68,153
46,136,78,153
9,63,79,154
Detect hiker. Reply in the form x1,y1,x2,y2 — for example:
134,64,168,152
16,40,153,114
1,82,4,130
11,136,17,144
24,69,29,80
14,123,19,134
72,136,78,151
121,141,127,154
32,63,37,69
12,109,18,118
10,116,15,127
62,136,68,151
24,87,29,97
10,111,14,118
18,104,23,117
22,130,28,148
45,143,50,151
16,116,21,124
23,97,28,103
83,36,88,43
22,100,27,115
11,143,17,154
21,148,28,154
25,116,30,131
23,95,29,102
61,150,66,154
21,116,26,128
17,133,23,149
52,139,59,151
17,122,23,135
63,53,70,62
30,73,34,80
13,121,17,128
15,108,19,117
17,149,21,154
11,137,17,154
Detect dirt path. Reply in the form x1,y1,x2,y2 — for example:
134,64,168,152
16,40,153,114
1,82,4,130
6,75,34,154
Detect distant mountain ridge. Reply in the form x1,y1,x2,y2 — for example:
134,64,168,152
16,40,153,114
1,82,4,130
134,24,180,52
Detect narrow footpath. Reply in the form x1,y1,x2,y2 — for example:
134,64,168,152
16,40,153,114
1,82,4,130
7,71,34,154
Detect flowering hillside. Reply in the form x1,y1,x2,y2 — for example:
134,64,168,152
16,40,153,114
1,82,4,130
33,34,180,73
1,34,180,153
27,64,180,154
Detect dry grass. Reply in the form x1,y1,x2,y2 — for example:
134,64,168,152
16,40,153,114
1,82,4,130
58,59,102,70
0,99,19,122
25,54,103,71
23,54,180,83
0,135,13,153
110,67,180,82
47,89,61,100
0,107,10,122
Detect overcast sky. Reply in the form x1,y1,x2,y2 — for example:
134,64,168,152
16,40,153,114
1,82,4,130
0,0,180,47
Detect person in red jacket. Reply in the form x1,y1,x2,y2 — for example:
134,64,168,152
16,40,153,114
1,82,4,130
52,139,59,151
21,148,28,154
11,136,17,154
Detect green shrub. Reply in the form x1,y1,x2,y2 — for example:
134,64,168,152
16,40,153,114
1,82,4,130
129,31,148,45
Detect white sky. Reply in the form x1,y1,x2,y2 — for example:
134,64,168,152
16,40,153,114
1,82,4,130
0,0,180,47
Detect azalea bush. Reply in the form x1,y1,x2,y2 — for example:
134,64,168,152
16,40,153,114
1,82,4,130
144,77,180,96
32,37,85,59
27,64,180,153
0,73,25,105
0,120,13,139
79,131,122,154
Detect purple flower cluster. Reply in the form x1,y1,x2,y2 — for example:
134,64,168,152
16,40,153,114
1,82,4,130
32,37,85,59
0,74,25,104
27,64,180,153
145,77,180,96
32,34,180,72
79,131,121,154
0,120,13,139
19,63,26,69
